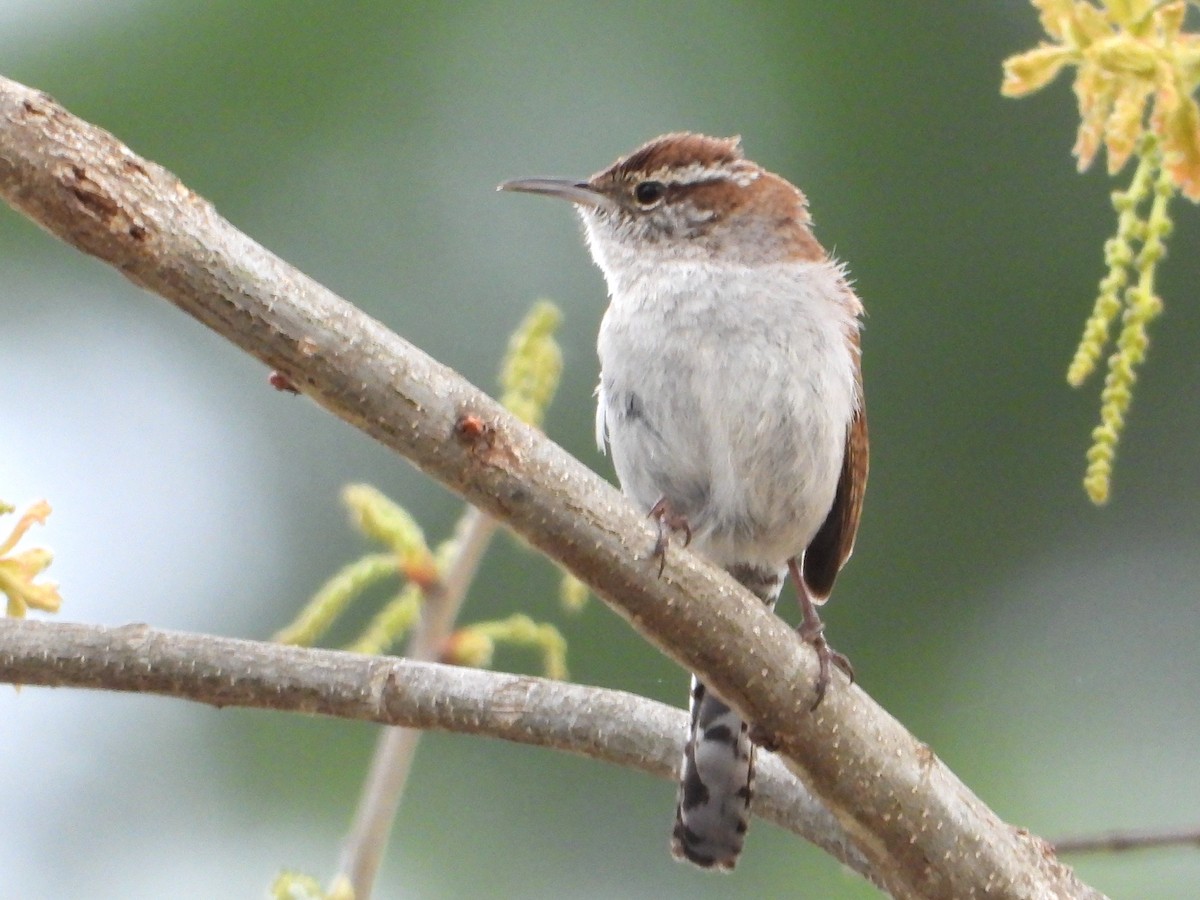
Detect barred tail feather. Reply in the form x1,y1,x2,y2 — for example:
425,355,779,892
671,678,754,869
671,564,782,870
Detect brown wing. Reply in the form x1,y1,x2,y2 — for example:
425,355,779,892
802,394,868,601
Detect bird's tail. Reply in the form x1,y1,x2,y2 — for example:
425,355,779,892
671,564,783,870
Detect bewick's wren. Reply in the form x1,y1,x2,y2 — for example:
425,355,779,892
501,133,868,871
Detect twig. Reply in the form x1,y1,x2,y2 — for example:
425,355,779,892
335,507,497,897
0,618,874,886
1053,826,1200,855
0,74,1104,899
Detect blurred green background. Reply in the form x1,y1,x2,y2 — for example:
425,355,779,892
3,2,1199,898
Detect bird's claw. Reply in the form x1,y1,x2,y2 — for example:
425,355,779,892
799,617,854,710
648,497,691,577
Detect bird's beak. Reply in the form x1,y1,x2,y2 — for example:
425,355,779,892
497,178,616,211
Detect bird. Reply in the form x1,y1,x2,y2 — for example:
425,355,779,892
500,132,867,870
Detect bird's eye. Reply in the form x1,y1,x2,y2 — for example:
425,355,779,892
633,180,666,206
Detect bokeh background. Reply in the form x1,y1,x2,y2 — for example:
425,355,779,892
3,2,1200,898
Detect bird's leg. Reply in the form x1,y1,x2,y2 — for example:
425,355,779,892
788,558,854,710
648,497,691,577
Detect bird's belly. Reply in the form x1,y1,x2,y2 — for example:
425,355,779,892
596,263,859,570
602,364,847,570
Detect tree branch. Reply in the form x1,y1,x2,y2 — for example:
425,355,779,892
0,74,1103,899
1053,826,1200,855
0,618,873,886
336,507,499,897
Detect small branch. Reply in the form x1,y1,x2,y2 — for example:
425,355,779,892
336,507,498,897
1054,826,1200,855
0,618,873,886
0,75,1104,899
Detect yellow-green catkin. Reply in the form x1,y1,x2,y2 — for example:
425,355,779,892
276,302,570,661
500,301,563,428
342,484,439,585
1072,136,1173,503
1002,7,1200,503
1082,149,1172,503
453,614,569,680
273,553,398,646
1066,162,1150,386
558,570,589,613
346,583,423,655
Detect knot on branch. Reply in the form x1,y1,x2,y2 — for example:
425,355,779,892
61,163,149,242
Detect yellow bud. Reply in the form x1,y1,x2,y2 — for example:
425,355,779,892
1033,0,1079,42
1092,36,1158,76
0,500,61,617
1001,46,1072,96
1155,91,1200,200
1105,81,1152,173
1155,2,1187,40
445,628,495,669
1068,2,1114,45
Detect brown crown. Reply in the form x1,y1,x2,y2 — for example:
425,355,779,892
595,132,745,182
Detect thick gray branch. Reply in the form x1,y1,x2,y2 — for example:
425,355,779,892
0,75,1102,899
0,618,870,883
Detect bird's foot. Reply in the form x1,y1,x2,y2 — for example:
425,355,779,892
648,497,691,577
797,616,854,710
789,557,854,710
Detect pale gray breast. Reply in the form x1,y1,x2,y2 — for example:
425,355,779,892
595,263,858,568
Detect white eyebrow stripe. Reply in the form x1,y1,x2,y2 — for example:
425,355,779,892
646,162,761,188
